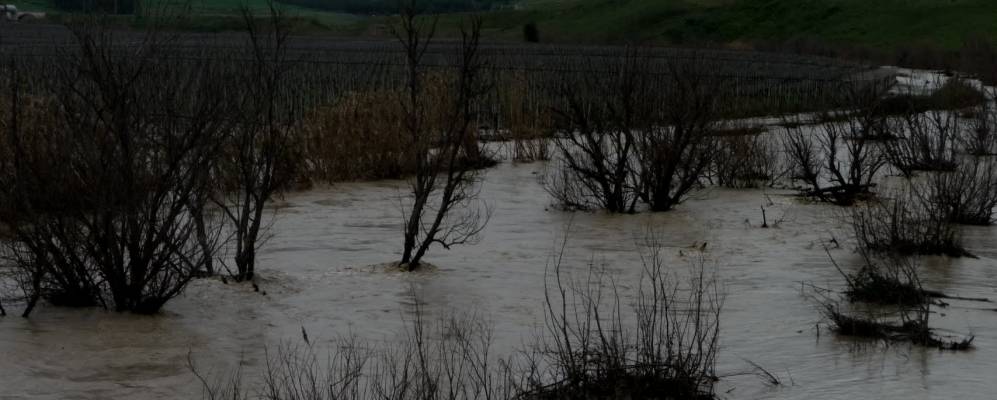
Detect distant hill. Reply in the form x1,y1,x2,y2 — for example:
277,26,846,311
12,0,997,51
454,0,997,49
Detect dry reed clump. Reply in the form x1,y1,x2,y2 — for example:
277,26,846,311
300,90,411,182
301,73,494,183
711,127,783,188
497,71,553,162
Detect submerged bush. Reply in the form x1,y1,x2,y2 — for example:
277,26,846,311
817,244,973,349
0,26,232,315
831,251,942,307
711,127,782,188
851,185,967,257
525,240,722,399
545,49,722,213
928,157,997,226
195,233,725,399
883,108,961,177
820,302,973,350
782,80,890,205
875,78,986,117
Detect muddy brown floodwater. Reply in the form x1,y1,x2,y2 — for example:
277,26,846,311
3,71,997,400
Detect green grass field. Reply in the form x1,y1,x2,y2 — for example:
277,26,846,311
13,0,997,50
462,0,997,49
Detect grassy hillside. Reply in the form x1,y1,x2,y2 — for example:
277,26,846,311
455,0,997,49
12,0,997,50
15,0,362,32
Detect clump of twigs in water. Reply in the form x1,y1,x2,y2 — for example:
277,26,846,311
191,299,520,400
191,229,731,399
820,302,973,350
518,233,723,399
828,251,942,307
813,249,975,350
851,184,971,257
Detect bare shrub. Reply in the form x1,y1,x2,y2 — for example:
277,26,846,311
543,50,644,213
545,49,721,213
826,249,939,307
876,78,986,117
960,36,997,85
520,235,722,399
0,21,230,315
211,5,306,282
784,80,895,204
816,252,973,350
926,157,997,226
931,78,988,110
962,88,997,156
819,300,972,350
851,185,966,257
780,77,892,205
193,305,516,400
883,108,960,177
782,117,886,205
539,158,597,211
196,230,725,399
633,60,721,212
394,4,493,270
711,127,783,188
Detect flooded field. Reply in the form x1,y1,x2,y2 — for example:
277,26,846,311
2,138,996,399
0,20,994,398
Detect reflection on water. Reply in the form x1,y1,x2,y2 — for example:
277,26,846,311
2,156,996,399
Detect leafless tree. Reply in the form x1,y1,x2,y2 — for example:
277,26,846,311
0,18,231,315
634,59,721,211
543,48,645,213
544,50,722,213
927,156,997,225
782,83,888,205
393,1,492,270
962,88,997,156
883,107,960,177
211,3,301,282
